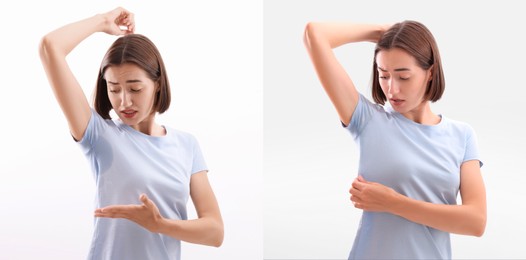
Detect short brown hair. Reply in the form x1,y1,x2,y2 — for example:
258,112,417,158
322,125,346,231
371,20,445,105
94,34,171,119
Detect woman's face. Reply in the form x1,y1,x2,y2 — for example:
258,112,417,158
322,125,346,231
104,63,158,128
376,48,432,116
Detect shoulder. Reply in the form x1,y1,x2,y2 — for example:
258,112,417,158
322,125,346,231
358,93,385,113
165,126,200,145
89,108,118,128
353,93,391,121
441,116,477,139
79,109,117,142
346,94,390,136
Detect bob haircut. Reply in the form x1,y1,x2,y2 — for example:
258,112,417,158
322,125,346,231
371,20,445,105
94,34,171,119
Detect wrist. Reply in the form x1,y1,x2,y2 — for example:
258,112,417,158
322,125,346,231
92,13,111,34
155,217,168,234
155,217,182,235
388,190,406,215
368,24,387,43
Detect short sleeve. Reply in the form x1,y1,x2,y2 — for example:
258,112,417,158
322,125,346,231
191,136,208,174
463,125,483,167
343,94,377,139
77,109,109,154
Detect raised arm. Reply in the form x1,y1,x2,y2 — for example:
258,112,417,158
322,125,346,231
303,22,387,125
39,7,134,140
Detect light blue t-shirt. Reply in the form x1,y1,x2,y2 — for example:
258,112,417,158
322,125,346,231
78,110,208,260
345,94,482,260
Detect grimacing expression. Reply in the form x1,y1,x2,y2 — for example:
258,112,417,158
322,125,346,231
104,63,158,128
376,48,432,115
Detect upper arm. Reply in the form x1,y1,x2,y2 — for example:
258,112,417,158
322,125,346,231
459,160,487,225
190,171,222,223
39,36,91,141
304,23,360,126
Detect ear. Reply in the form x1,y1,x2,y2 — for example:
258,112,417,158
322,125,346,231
427,65,434,82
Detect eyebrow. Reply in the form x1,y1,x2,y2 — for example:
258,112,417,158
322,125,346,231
377,66,411,72
107,79,143,85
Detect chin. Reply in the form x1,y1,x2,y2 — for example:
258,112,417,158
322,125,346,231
118,115,139,125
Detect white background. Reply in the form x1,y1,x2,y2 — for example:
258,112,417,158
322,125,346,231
264,0,526,259
0,1,262,259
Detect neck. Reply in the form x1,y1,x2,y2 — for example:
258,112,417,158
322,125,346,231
401,101,441,125
131,114,166,136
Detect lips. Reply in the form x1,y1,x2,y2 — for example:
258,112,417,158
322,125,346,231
390,99,405,106
121,109,137,118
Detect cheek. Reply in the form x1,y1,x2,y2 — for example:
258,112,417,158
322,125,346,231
107,94,119,106
139,92,157,109
107,94,125,110
379,81,389,93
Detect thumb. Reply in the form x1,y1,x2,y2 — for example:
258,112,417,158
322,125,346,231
357,175,367,183
140,194,151,205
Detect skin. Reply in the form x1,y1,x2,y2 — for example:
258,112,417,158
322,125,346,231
40,7,223,247
304,22,486,236
104,63,165,136
376,48,440,125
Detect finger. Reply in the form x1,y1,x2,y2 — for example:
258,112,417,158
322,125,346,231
94,206,138,218
98,205,140,215
353,201,363,209
95,212,129,219
127,13,135,25
94,209,125,218
352,179,365,191
357,175,366,182
141,194,159,211
140,194,151,205
350,193,363,203
127,14,135,33
349,186,359,196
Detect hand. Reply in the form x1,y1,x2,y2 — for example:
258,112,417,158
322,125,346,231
380,23,394,33
94,194,163,233
100,7,135,35
349,175,400,212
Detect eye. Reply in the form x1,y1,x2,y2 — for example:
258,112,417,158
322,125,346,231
130,88,142,93
109,89,120,93
399,77,409,80
379,75,389,80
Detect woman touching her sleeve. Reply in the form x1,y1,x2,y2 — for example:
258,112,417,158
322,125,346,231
40,7,223,260
304,21,486,260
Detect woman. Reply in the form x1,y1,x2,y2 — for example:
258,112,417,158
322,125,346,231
304,21,486,259
39,7,223,260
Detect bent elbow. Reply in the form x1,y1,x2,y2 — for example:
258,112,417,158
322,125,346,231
473,219,486,237
213,223,224,247
212,237,223,248
207,220,224,247
39,34,64,63
38,36,51,61
303,22,319,50
469,214,487,237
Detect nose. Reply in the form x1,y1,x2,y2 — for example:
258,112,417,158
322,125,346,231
120,91,132,107
386,78,399,99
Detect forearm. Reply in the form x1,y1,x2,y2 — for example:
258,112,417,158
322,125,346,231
158,216,224,247
304,22,385,49
40,14,105,58
391,194,486,236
